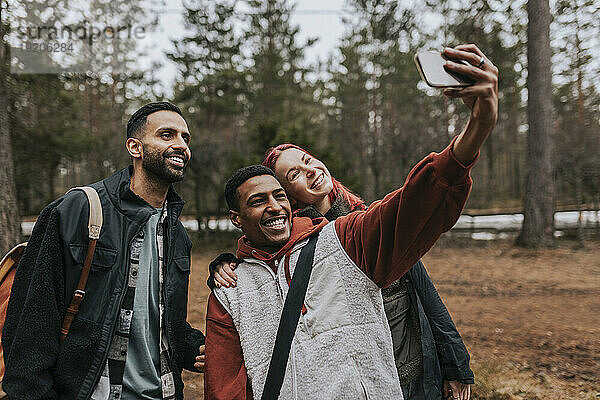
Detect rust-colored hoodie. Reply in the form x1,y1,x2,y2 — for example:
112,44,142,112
235,216,328,270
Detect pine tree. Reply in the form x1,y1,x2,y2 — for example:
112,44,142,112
553,0,600,246
517,0,555,247
169,0,247,226
450,0,528,208
243,0,318,158
0,0,21,254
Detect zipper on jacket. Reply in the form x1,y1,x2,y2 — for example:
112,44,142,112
351,358,370,400
359,380,369,400
274,258,288,305
276,252,311,336
161,202,188,365
85,225,144,399
161,221,175,360
291,341,298,400
274,256,300,399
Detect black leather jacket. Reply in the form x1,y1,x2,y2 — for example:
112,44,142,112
2,167,204,399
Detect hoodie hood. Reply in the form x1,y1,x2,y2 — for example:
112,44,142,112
236,216,328,265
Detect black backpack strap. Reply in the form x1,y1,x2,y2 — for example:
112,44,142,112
261,234,319,400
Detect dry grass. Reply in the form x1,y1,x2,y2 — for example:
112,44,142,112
182,239,600,399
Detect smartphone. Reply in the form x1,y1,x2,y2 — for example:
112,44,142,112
414,51,474,88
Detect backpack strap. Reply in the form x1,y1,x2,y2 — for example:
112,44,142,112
261,234,319,400
60,186,103,344
0,243,27,285
71,186,103,240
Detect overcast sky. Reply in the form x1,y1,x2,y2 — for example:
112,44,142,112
143,0,348,96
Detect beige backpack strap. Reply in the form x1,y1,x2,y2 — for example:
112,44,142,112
66,186,103,240
60,186,103,344
0,243,27,285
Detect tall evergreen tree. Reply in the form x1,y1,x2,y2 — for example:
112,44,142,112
10,75,89,209
553,0,600,245
169,0,247,225
331,0,427,201
3,0,151,214
449,0,528,208
517,0,555,247
328,30,371,198
243,0,318,158
0,0,21,254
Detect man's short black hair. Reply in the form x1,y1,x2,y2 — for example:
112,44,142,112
126,101,183,138
225,165,276,211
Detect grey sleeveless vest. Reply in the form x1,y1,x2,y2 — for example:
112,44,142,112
213,222,404,400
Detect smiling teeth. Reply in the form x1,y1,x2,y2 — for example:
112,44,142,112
168,156,184,163
264,218,286,228
311,174,323,189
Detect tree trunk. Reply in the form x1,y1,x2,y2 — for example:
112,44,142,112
595,193,599,237
575,168,584,248
47,164,57,204
516,0,555,247
0,11,22,255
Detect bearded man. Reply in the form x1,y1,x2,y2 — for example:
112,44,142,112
2,102,205,400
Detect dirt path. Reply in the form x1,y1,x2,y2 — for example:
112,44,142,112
182,241,600,399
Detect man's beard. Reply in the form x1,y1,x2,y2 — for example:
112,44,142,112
142,146,187,184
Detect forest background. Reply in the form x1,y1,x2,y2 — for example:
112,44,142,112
1,0,599,235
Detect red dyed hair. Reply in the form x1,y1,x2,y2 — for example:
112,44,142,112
262,144,366,212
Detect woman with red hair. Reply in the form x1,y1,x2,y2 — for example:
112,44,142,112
261,143,366,216
210,143,474,400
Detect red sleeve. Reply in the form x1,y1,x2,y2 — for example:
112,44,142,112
335,139,475,288
204,293,253,400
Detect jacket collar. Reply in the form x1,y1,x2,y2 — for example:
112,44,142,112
294,193,352,221
103,166,185,222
